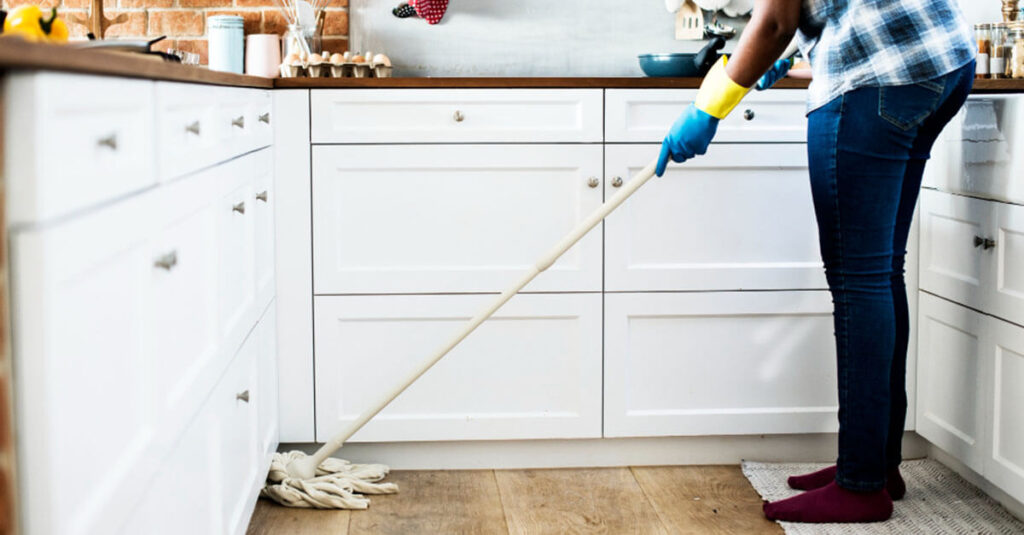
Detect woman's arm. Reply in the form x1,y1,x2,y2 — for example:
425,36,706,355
726,0,802,86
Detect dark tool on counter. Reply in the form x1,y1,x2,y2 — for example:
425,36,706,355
638,36,726,77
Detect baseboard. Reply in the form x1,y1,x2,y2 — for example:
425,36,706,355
279,431,928,470
927,442,1024,522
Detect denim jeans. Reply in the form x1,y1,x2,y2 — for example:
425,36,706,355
807,61,975,492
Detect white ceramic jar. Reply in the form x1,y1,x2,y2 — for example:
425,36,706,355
208,15,245,74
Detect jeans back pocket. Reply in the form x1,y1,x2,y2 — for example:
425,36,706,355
878,80,945,131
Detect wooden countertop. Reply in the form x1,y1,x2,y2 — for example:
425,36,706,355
2,38,1024,93
0,37,273,88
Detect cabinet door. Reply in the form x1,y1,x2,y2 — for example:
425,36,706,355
985,316,1024,504
604,144,825,291
252,149,276,310
916,292,989,473
218,157,257,355
919,190,992,311
11,203,157,535
258,302,280,460
215,334,261,535
314,293,602,442
604,291,837,437
987,201,1024,327
312,144,603,294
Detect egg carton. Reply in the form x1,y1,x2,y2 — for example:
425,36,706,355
280,52,393,78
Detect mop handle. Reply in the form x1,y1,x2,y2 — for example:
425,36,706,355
306,159,659,468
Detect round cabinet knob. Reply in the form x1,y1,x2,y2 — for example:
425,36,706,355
236,390,250,403
153,251,178,271
453,110,465,123
611,176,623,188
232,201,246,214
232,116,245,129
256,190,269,202
259,112,270,124
97,134,118,150
743,109,755,121
587,177,600,188
185,121,201,136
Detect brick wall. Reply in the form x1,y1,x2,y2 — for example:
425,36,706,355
1,0,349,65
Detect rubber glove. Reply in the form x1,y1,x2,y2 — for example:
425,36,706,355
657,56,752,176
756,58,794,91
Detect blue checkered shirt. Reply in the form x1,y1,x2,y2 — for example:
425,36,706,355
797,0,975,112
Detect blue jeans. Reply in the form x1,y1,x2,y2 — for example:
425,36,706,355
807,61,975,492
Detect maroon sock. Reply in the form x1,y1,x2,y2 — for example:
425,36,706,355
788,465,906,500
764,481,893,523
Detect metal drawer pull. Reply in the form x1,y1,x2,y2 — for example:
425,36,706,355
232,115,245,129
587,177,600,188
259,112,270,124
256,190,268,202
453,110,465,122
185,121,201,135
611,176,623,188
743,109,755,121
97,134,118,150
153,251,178,270
233,201,246,214
974,235,984,248
236,390,250,403
974,236,997,250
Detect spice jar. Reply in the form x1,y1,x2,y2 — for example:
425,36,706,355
992,23,1010,78
1003,0,1019,22
1011,23,1024,79
977,23,993,78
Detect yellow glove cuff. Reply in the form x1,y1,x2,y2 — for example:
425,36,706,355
694,56,752,120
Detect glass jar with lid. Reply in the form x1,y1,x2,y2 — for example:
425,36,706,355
992,23,1011,78
977,23,993,78
1011,23,1024,79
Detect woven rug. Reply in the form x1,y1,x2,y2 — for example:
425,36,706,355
742,459,1024,534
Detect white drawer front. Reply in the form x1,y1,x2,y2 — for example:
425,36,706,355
605,143,825,291
312,144,603,294
604,291,838,437
218,156,257,356
248,89,274,150
926,95,1024,205
919,190,991,311
314,293,602,442
252,149,276,310
6,73,156,224
989,201,1024,327
156,82,221,181
985,315,1024,504
606,89,808,143
311,89,603,143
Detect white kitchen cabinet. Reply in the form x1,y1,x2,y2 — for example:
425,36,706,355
258,302,280,460
312,144,604,294
985,314,1024,504
218,155,258,356
314,293,602,442
604,143,825,291
311,89,603,143
605,89,807,143
252,149,276,310
989,201,1024,327
603,291,838,437
215,330,262,535
916,292,989,473
919,189,991,311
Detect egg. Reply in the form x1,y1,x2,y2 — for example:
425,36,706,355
351,55,366,63
343,51,352,61
308,53,324,64
330,53,345,64
372,54,391,67
284,52,301,63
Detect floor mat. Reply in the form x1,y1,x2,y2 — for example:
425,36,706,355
742,459,1024,534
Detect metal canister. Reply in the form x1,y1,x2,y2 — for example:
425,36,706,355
208,15,245,74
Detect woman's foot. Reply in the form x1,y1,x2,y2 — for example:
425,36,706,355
788,465,906,500
763,481,893,523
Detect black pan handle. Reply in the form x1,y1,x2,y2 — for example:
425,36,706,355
693,36,727,76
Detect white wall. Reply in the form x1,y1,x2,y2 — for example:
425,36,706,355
958,0,1001,26
351,0,748,77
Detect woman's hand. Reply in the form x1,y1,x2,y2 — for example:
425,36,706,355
656,104,719,176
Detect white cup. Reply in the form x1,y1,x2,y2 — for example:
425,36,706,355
246,34,281,78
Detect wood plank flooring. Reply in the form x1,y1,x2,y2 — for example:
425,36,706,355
247,465,781,534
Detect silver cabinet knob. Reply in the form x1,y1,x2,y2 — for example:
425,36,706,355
232,116,245,129
611,176,623,188
587,177,600,188
743,109,755,121
256,190,268,202
236,390,250,403
185,121,201,136
154,251,178,271
259,112,270,124
453,110,465,122
97,134,118,150
233,201,246,214
973,235,997,250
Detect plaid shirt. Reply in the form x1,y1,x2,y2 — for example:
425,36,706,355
797,0,975,112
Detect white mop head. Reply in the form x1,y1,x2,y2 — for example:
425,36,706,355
261,450,399,509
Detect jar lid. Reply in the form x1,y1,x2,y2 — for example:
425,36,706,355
976,23,993,29
208,15,244,29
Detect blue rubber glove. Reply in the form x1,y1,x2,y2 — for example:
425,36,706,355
755,58,794,91
656,104,719,177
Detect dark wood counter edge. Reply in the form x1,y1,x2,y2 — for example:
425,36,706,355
0,38,272,88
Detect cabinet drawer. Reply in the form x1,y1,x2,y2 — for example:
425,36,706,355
311,89,603,143
248,89,274,151
990,201,1024,327
314,293,602,442
156,82,222,181
985,315,1024,504
5,72,156,224
252,149,275,310
605,144,825,291
312,144,603,294
606,89,807,143
218,154,258,355
603,291,838,437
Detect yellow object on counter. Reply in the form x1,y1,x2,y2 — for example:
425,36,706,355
694,56,752,119
3,6,68,43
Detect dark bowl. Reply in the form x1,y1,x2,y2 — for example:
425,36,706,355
638,53,702,77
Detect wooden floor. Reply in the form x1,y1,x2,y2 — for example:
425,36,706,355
246,465,781,534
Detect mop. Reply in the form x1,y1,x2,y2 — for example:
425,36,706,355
261,158,660,508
